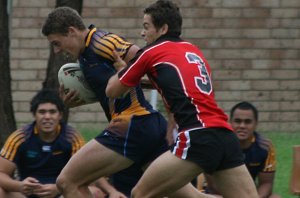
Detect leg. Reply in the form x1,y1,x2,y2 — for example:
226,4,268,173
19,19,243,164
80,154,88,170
88,185,106,198
212,164,259,198
0,187,26,198
132,151,213,198
168,183,219,198
56,139,133,198
269,194,281,198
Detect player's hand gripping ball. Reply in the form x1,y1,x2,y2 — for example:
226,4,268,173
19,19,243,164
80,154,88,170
58,63,97,105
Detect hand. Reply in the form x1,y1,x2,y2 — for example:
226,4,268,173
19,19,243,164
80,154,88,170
20,177,41,196
108,190,127,198
112,50,127,72
59,84,85,108
33,183,60,198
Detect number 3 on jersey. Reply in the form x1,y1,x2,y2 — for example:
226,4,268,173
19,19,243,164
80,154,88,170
186,52,212,95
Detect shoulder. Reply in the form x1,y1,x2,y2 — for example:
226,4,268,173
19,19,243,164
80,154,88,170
62,124,85,145
255,132,275,152
4,129,27,145
90,31,133,62
0,129,27,160
93,30,130,44
61,124,85,154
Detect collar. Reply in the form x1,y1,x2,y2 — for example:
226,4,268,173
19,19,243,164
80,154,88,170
34,124,61,136
85,24,97,47
156,34,182,43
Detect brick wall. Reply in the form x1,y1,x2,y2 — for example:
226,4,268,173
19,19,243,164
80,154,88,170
10,0,300,132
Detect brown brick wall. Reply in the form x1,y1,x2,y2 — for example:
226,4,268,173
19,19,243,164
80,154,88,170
10,0,300,132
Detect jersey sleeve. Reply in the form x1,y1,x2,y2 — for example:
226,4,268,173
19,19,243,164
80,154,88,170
91,33,133,62
0,130,25,163
119,50,151,87
70,130,85,156
262,142,276,173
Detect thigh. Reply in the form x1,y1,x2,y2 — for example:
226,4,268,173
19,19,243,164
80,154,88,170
134,151,202,197
60,139,133,185
0,190,25,198
212,164,259,198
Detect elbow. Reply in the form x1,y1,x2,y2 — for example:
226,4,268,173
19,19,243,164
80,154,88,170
105,84,117,98
106,77,130,98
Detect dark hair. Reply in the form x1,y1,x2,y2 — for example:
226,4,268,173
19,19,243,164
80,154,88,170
144,0,182,37
30,89,64,114
42,7,86,36
230,101,258,121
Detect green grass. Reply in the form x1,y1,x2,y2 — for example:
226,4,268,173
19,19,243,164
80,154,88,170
80,129,300,197
264,132,300,198
80,128,101,141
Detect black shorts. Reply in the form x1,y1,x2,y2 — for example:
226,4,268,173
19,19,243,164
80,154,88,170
95,112,169,166
171,127,244,174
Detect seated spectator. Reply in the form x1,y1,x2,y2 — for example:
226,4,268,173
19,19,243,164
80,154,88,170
203,101,281,198
0,89,120,198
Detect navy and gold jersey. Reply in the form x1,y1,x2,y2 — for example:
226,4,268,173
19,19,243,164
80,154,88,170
243,132,276,180
79,25,155,124
0,122,84,184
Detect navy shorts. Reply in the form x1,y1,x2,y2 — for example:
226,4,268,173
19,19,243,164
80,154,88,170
95,112,169,166
109,163,143,197
171,127,244,174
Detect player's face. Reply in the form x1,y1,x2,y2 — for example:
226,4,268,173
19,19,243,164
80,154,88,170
34,103,62,136
230,108,257,141
47,31,82,58
141,14,166,45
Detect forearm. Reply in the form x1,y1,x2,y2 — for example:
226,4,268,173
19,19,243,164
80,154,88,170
95,177,117,195
257,183,273,198
0,173,22,192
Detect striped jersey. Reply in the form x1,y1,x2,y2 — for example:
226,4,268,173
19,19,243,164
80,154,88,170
243,132,276,179
79,25,155,123
0,122,84,184
119,36,232,131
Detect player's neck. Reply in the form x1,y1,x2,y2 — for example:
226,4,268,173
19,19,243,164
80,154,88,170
239,138,253,149
39,131,59,143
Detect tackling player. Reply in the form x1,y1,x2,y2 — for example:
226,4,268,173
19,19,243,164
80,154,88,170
106,0,259,197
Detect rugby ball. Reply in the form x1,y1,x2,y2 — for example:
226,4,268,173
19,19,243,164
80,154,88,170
58,63,98,104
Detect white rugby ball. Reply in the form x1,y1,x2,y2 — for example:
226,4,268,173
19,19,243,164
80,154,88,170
58,63,97,104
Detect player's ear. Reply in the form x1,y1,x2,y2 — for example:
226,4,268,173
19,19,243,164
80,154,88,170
68,26,77,36
58,111,63,120
160,24,169,35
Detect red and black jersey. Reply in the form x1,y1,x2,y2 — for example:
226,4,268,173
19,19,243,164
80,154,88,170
119,36,232,131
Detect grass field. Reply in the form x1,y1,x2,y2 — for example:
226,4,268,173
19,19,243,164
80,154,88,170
264,132,300,198
80,129,300,198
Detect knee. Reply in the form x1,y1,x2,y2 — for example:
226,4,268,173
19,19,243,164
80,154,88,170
56,172,90,195
131,186,139,198
56,173,70,193
270,194,281,198
0,187,6,197
131,185,147,198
